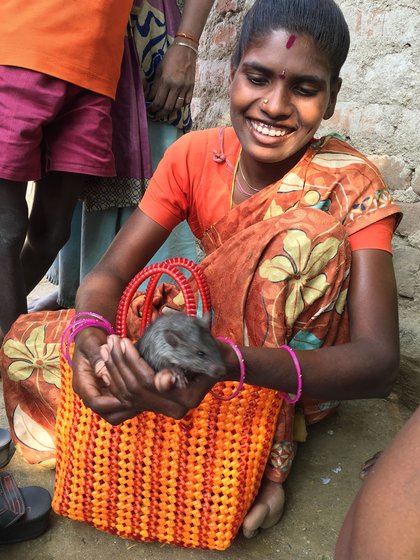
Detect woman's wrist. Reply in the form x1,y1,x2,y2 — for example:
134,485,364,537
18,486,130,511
74,326,108,346
175,32,200,46
217,339,242,381
172,39,198,56
61,311,114,366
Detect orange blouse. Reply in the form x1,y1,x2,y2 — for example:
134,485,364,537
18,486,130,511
140,127,400,253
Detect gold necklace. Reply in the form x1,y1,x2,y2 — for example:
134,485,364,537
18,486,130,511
238,160,262,193
235,173,254,197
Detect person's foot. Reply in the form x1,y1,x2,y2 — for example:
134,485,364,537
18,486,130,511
27,290,64,313
242,478,285,539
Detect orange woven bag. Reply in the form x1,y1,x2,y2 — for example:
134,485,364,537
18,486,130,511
52,259,282,550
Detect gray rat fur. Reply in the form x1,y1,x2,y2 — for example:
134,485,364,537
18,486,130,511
135,312,226,388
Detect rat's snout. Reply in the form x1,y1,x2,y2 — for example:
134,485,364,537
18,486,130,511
207,362,227,378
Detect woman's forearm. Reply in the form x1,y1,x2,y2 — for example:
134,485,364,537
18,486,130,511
75,269,126,325
178,0,215,40
221,339,399,401
221,250,400,401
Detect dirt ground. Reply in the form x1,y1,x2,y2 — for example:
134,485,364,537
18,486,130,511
0,280,413,559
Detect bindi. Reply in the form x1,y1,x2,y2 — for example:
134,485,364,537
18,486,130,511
286,34,296,49
279,69,286,80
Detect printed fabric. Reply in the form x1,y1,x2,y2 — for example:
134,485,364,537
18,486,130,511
1,309,74,466
197,187,352,481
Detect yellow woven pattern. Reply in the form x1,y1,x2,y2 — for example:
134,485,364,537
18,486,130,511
53,351,282,550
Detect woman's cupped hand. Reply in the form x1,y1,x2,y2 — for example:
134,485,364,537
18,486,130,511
72,334,214,426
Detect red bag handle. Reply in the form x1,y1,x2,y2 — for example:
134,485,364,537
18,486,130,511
115,258,212,338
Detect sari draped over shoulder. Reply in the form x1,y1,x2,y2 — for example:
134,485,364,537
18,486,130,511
192,173,352,481
188,131,400,481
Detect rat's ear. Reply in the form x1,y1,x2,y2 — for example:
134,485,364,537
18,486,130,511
199,312,212,329
164,330,182,347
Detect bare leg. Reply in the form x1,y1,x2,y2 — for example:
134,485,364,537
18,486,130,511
21,172,86,295
242,479,285,539
0,179,28,338
335,407,420,560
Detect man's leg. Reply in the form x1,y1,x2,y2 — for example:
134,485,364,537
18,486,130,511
0,178,28,339
21,171,86,295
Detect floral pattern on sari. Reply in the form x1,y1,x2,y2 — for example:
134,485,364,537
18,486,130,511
4,325,61,387
199,201,351,482
1,309,74,465
259,229,341,329
196,129,402,481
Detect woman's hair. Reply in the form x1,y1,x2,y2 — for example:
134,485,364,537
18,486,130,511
232,0,350,81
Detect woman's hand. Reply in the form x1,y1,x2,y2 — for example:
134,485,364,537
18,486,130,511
146,42,197,120
71,328,132,424
74,334,215,425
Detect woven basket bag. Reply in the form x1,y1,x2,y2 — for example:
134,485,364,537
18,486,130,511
52,259,282,550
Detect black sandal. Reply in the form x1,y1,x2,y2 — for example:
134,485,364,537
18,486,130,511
0,429,15,469
0,472,51,544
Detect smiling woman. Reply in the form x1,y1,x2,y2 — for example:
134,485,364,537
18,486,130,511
68,0,400,542
1,0,402,548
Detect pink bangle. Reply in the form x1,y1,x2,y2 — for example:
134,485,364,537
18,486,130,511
280,345,302,404
211,337,245,401
61,312,115,367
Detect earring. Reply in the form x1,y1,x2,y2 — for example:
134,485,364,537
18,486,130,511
263,98,269,104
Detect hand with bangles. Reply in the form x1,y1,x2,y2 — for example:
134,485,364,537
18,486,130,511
145,0,215,120
145,38,197,120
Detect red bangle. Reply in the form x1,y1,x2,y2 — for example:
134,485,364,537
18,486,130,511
175,32,199,45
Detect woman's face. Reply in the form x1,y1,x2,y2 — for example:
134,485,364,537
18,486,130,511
229,29,341,172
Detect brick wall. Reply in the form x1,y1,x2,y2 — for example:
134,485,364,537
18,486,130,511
193,0,420,407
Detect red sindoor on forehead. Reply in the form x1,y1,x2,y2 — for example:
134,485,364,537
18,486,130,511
279,35,296,79
286,34,296,49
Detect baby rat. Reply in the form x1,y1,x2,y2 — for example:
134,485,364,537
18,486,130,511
135,312,226,388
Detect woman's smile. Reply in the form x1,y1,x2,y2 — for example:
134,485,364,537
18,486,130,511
247,118,294,139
